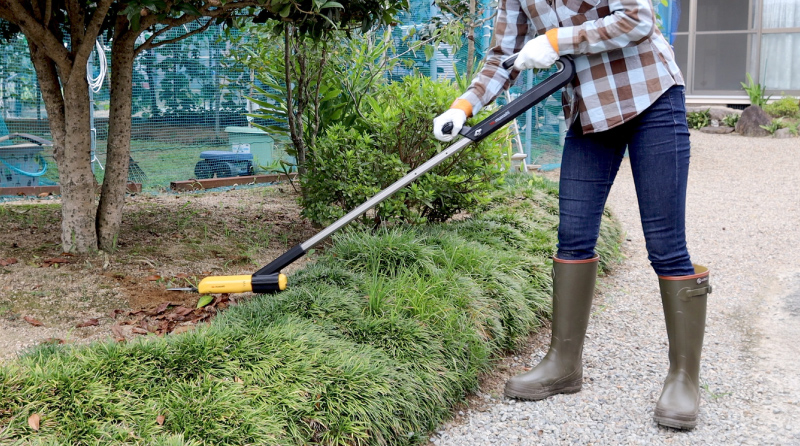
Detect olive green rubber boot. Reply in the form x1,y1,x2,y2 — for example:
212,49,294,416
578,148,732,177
504,255,599,400
654,265,712,430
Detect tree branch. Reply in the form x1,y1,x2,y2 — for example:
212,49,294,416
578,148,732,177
73,0,114,69
66,0,83,46
3,0,72,73
135,16,215,56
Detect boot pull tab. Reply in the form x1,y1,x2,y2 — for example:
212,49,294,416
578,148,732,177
678,285,711,301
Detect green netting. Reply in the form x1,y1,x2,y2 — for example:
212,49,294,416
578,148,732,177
0,8,569,195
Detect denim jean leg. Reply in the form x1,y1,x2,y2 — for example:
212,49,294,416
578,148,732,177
557,123,627,260
627,86,695,277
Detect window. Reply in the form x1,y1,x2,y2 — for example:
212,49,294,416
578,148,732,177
667,0,800,96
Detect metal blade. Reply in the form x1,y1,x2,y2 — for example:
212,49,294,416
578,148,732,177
167,287,197,292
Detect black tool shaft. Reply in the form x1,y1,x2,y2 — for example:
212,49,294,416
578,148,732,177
253,55,575,278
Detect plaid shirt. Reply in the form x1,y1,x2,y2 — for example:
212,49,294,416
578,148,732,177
457,0,685,134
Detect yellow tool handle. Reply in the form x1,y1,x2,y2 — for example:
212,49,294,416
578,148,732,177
196,274,287,294
197,275,252,294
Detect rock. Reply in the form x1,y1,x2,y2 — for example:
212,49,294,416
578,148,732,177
735,105,772,137
687,106,743,122
774,128,796,139
700,126,735,134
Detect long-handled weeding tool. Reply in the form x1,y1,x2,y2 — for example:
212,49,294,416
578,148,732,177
169,55,575,295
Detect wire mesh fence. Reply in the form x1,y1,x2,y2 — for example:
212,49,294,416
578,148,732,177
5,0,671,196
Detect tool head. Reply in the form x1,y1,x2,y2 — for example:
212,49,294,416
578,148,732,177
166,274,287,294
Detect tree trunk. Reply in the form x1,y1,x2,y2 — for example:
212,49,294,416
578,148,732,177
28,43,66,157
96,24,136,250
60,64,98,252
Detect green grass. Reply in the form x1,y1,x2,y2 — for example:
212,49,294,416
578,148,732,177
0,174,622,445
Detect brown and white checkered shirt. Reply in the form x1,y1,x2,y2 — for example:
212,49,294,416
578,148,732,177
457,0,684,134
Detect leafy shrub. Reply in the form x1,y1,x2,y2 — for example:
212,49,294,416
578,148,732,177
741,73,771,107
760,118,787,134
301,76,509,225
764,96,800,118
722,113,740,128
686,109,710,129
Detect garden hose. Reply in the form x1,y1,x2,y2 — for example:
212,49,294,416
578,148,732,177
0,153,48,177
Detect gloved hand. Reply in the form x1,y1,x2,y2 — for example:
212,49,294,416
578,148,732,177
513,35,558,71
432,108,467,142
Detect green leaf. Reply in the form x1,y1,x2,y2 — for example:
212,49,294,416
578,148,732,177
197,295,214,308
424,44,434,61
321,88,341,101
279,4,292,17
321,1,344,8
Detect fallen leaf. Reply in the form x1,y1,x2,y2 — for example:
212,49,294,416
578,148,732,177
76,318,99,328
175,273,190,279
171,325,193,335
173,306,193,317
156,415,165,426
234,376,243,383
37,192,49,198
146,275,161,281
196,295,214,308
41,338,65,345
41,257,70,267
28,413,40,430
131,327,148,335
153,301,170,314
24,316,44,327
0,258,18,267
109,309,124,319
111,324,125,341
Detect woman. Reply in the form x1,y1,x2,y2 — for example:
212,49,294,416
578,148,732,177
432,0,712,430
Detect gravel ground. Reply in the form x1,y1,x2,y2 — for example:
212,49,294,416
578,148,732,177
431,131,800,445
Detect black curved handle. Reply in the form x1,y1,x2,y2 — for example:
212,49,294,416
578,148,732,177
502,54,518,70
442,122,454,135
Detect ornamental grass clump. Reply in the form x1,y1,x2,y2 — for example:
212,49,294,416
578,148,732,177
0,174,622,445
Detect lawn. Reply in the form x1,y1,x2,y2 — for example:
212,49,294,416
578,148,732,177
0,174,622,445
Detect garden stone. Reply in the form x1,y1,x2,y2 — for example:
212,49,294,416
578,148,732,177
700,126,735,134
735,105,772,137
687,106,742,122
774,128,796,139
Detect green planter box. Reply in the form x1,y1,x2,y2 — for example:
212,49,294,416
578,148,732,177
224,126,295,173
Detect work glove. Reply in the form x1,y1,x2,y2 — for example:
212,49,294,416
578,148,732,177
432,108,467,142
514,35,559,71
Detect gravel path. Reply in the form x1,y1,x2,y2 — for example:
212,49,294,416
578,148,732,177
431,131,800,445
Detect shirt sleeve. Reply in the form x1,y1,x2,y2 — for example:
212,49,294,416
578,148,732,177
457,0,529,116
550,0,656,55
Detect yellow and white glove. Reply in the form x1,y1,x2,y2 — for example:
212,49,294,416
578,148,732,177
432,108,468,142
514,35,559,71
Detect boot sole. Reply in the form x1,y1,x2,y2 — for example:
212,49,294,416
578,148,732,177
653,408,698,430
504,380,582,401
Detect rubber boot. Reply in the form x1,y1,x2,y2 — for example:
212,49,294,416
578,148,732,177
654,265,712,430
504,255,599,400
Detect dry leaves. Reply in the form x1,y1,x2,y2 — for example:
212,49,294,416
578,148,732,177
156,415,165,426
146,275,162,281
110,294,232,336
40,257,71,268
110,324,125,342
76,318,100,328
0,258,18,267
28,413,40,431
23,316,44,327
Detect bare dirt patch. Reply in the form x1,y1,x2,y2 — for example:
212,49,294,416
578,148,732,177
0,183,316,360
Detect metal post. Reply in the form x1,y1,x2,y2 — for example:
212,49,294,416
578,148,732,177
525,70,533,161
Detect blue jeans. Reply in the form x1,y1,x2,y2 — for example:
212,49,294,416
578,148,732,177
556,85,695,277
